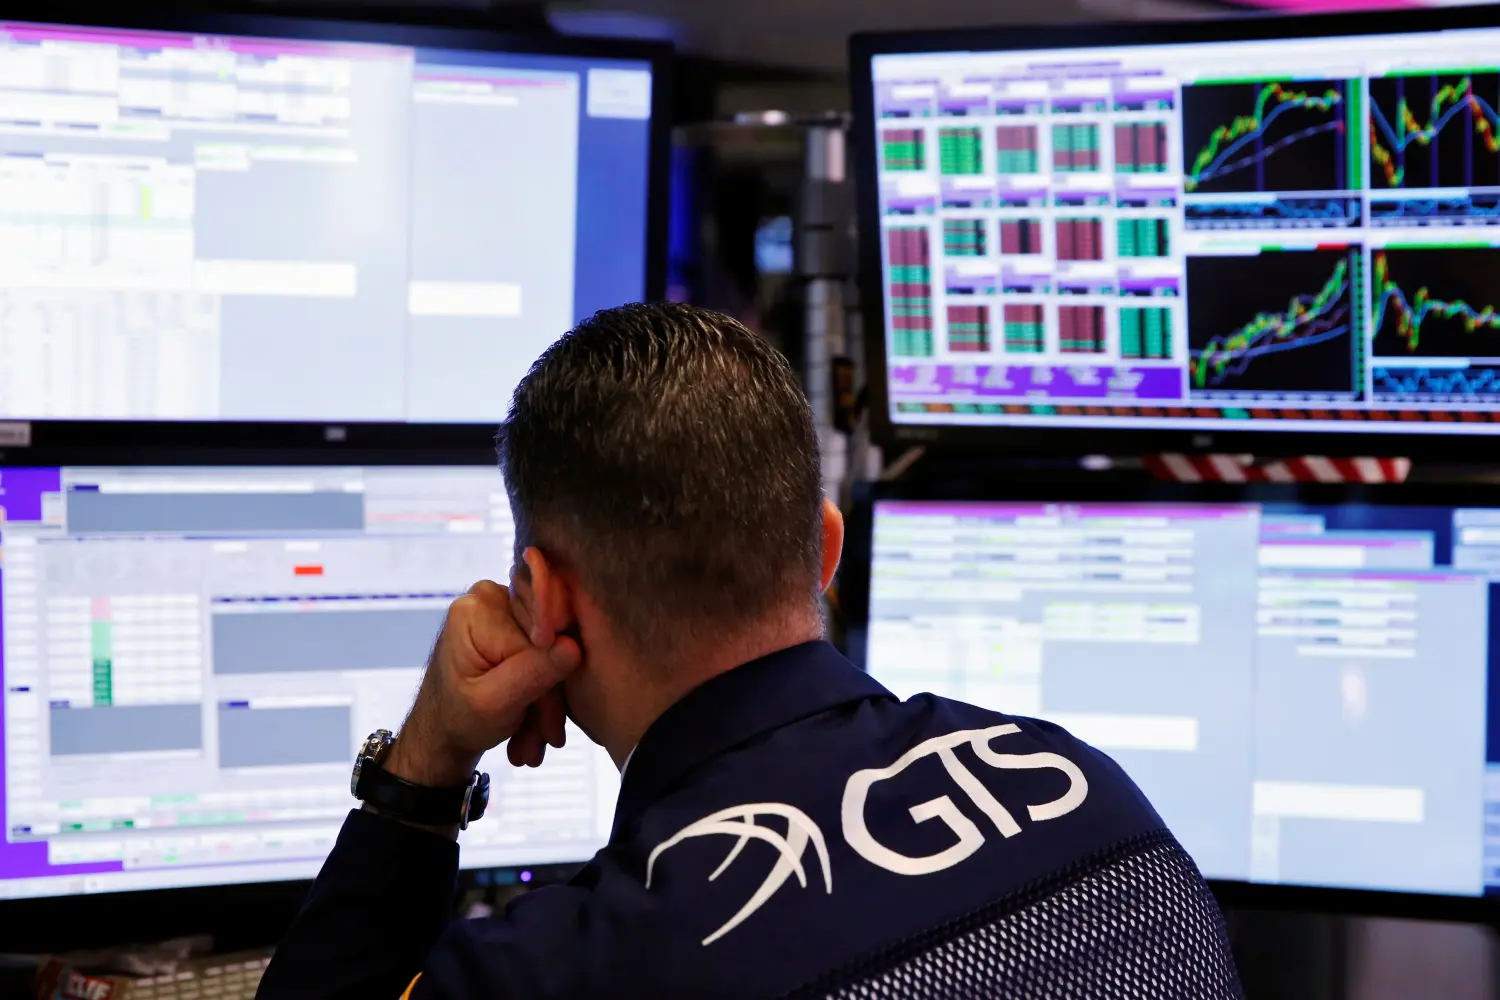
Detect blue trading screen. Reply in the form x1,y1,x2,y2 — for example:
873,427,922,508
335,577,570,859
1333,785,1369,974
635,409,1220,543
0,19,654,422
0,467,619,900
865,497,1500,897
869,24,1500,437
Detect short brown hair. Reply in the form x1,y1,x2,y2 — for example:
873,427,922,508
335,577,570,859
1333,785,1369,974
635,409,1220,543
496,302,823,653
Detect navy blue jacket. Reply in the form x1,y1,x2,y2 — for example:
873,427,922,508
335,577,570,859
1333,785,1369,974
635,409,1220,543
259,641,1170,999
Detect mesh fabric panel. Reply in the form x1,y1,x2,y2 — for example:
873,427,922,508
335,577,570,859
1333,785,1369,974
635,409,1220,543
792,833,1242,1000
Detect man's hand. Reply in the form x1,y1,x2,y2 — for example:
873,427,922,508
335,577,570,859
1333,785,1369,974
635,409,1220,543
385,581,581,790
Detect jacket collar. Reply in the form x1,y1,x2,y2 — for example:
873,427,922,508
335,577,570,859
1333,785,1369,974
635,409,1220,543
610,640,891,842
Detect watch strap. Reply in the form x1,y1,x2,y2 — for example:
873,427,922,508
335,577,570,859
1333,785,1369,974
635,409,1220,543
356,760,488,828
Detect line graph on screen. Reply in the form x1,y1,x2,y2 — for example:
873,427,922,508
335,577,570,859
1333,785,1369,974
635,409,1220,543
1369,73,1500,190
1187,249,1357,396
1371,247,1500,357
1183,80,1349,194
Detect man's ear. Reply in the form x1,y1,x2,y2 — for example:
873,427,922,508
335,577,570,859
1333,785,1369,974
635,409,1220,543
520,546,577,649
819,497,844,594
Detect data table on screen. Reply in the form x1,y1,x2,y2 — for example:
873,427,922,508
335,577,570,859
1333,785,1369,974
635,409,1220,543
863,498,1495,898
0,19,657,423
0,467,619,900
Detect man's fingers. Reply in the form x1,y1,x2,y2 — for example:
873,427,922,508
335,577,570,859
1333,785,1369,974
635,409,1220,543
536,686,567,750
507,711,547,768
452,582,530,672
467,579,507,601
430,579,580,768
507,726,533,767
507,732,523,767
507,706,538,766
551,634,581,673
471,642,579,721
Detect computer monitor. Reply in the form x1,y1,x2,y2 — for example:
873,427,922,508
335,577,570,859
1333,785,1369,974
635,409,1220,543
850,8,1500,455
0,465,618,900
844,481,1500,914
0,10,667,423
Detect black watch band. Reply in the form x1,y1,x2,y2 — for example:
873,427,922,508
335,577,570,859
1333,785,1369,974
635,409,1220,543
352,730,490,829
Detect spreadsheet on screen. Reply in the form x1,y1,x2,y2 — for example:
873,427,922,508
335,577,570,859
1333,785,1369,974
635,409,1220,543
0,19,654,422
864,497,1500,897
0,466,618,900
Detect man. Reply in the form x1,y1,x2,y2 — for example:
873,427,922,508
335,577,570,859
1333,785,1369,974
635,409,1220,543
259,302,1240,999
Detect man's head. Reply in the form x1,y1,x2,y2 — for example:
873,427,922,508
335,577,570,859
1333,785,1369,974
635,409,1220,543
497,302,842,758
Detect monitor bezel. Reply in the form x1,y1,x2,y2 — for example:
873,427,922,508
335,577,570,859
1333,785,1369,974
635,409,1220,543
840,476,1500,922
850,5,1500,460
0,1,674,446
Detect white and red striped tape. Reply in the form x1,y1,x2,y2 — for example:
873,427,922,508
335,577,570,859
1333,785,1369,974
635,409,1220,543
1143,454,1411,484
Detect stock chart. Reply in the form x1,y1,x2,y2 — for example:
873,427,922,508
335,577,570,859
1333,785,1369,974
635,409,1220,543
1370,73,1500,191
1182,79,1352,194
1371,247,1500,358
1187,249,1357,397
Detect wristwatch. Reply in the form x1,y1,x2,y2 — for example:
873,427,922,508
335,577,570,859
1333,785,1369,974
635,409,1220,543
351,729,491,829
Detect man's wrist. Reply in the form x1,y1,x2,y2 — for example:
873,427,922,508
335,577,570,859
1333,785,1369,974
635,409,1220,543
384,732,481,789
358,726,478,842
